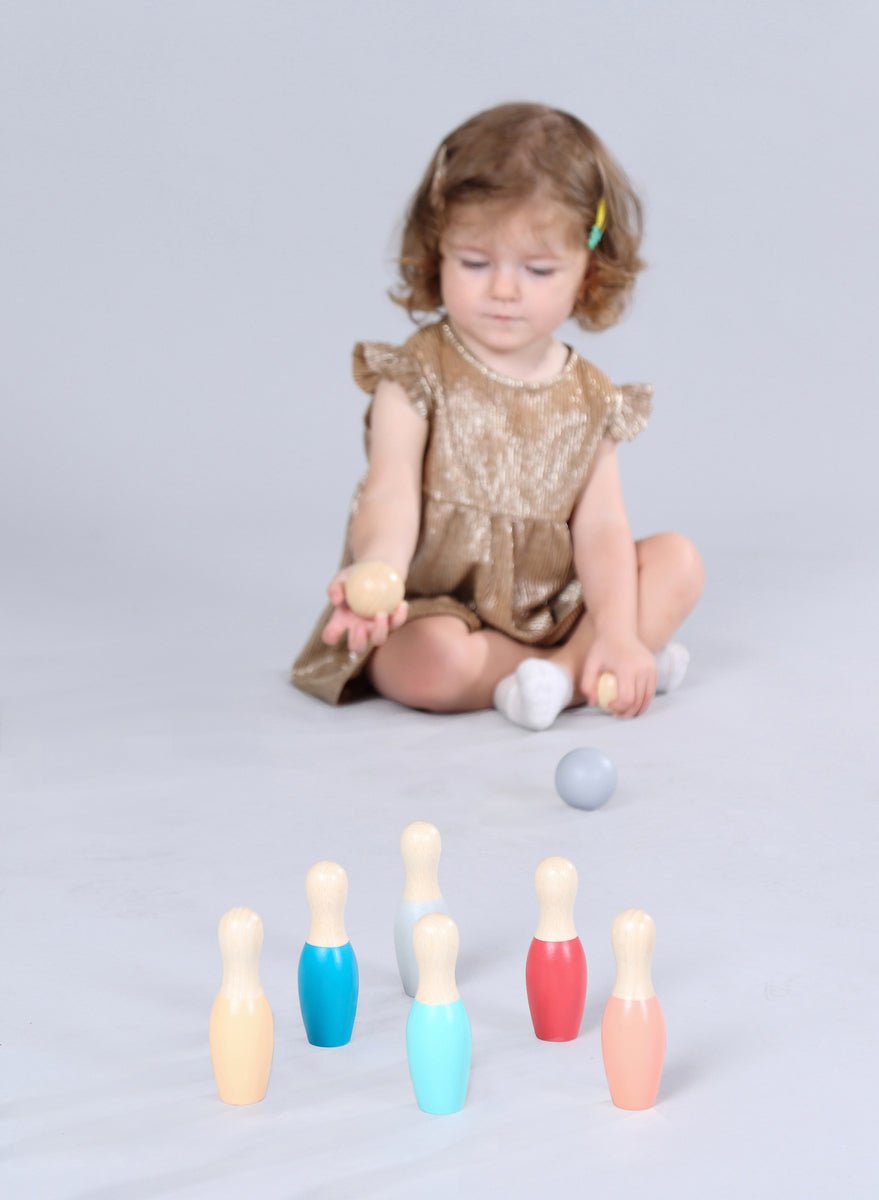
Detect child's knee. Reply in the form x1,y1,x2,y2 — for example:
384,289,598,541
667,533,705,607
371,619,475,712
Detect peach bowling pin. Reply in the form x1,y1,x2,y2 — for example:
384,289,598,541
209,907,274,1104
525,857,587,1041
394,821,449,997
298,861,359,1047
601,909,666,1109
406,914,471,1115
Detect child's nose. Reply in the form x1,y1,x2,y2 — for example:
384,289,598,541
490,266,520,299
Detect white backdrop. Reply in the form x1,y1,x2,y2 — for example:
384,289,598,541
3,4,879,1198
3,0,877,632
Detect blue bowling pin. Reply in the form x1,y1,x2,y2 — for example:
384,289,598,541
406,913,471,1114
298,861,358,1048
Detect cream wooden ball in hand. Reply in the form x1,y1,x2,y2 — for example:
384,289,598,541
344,561,405,618
597,672,618,712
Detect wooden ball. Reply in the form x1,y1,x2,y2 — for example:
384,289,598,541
597,672,618,712
344,561,405,618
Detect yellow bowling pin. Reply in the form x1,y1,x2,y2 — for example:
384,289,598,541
209,907,274,1104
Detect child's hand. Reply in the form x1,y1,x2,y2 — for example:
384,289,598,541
580,635,657,718
320,567,409,655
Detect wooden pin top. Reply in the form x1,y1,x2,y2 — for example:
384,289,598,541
401,820,443,902
305,861,349,948
610,908,657,1000
217,907,265,1002
534,856,579,942
413,913,460,1006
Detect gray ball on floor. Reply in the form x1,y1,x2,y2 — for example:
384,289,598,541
555,747,617,810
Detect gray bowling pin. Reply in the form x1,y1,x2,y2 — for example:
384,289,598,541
394,821,449,996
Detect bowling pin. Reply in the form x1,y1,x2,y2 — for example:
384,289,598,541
298,861,359,1047
209,907,274,1104
406,914,471,1115
525,857,587,1041
394,821,449,997
601,909,666,1110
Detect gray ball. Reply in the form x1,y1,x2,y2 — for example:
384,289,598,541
555,747,617,810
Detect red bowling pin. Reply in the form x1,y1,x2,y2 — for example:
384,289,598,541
601,908,666,1109
525,857,587,1041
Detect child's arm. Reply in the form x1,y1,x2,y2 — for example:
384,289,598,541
569,436,656,717
321,378,427,655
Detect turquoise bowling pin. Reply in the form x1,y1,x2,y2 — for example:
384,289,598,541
406,913,471,1115
298,861,359,1047
394,821,449,997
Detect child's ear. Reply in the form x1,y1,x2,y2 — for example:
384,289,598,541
576,262,591,301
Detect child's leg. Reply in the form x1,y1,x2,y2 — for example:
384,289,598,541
552,531,704,701
495,532,701,728
367,615,548,713
635,532,705,650
368,531,703,715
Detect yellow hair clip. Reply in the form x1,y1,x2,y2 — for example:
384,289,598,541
588,197,606,250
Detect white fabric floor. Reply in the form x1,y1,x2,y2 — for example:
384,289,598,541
3,544,876,1199
4,4,879,1196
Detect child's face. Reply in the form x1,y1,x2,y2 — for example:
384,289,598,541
439,200,589,370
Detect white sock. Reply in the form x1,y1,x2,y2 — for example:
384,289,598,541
655,643,690,694
493,659,574,731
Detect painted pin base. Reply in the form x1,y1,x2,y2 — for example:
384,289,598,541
406,998,472,1114
601,995,666,1109
209,995,274,1105
526,936,587,1041
298,942,359,1047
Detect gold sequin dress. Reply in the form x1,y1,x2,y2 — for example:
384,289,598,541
292,320,652,703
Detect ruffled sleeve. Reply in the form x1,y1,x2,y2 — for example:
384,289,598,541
352,342,433,420
604,382,653,441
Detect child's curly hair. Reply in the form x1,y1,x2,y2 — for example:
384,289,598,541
391,102,645,332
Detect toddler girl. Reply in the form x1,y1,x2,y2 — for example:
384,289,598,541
292,102,703,729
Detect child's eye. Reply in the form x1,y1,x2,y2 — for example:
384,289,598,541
461,259,489,270
527,266,556,277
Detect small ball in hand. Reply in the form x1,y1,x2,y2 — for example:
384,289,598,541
344,561,405,618
555,747,617,811
597,672,618,712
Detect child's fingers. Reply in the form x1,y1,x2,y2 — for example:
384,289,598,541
614,679,635,718
580,660,601,707
321,609,347,645
630,669,655,717
324,610,399,655
617,670,648,718
348,619,370,655
389,600,409,631
369,612,390,648
326,567,352,606
630,664,655,717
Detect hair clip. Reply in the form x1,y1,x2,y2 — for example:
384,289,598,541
588,197,607,250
